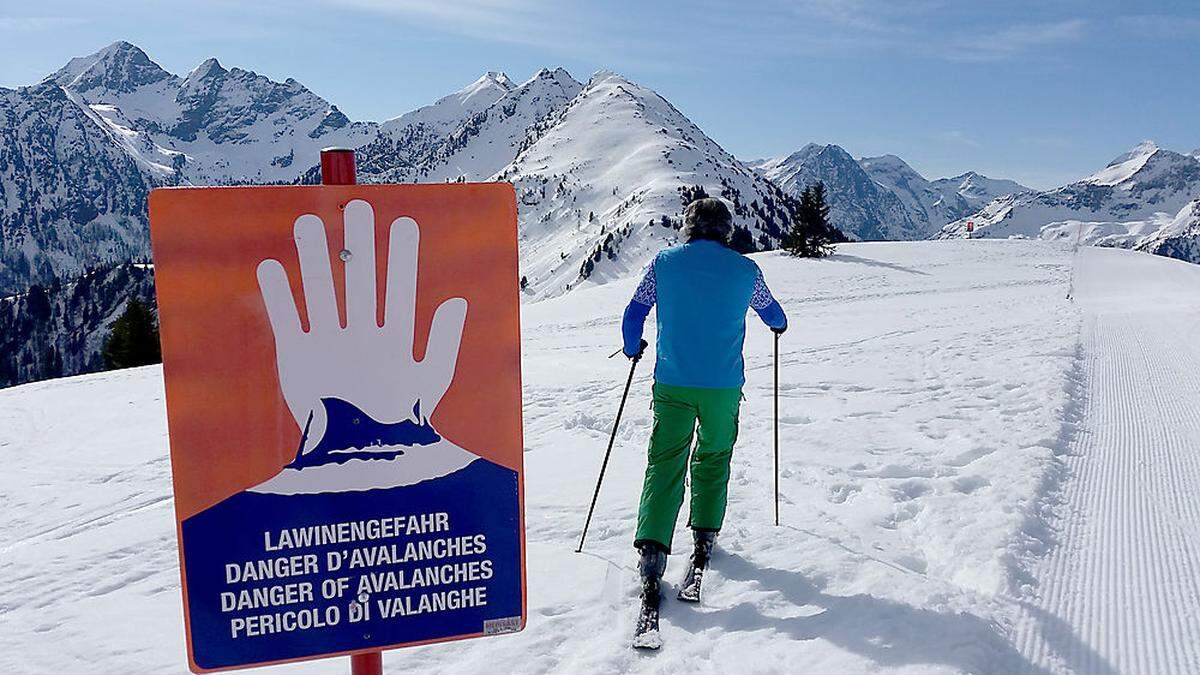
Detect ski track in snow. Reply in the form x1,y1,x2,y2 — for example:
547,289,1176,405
1015,248,1200,673
8,240,1200,673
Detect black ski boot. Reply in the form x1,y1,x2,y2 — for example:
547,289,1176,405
633,543,667,649
677,529,717,603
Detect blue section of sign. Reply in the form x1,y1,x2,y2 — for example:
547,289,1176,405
181,458,521,671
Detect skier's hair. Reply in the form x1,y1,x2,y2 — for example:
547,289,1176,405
682,198,733,245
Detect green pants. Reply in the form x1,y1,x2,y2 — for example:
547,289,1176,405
635,382,742,553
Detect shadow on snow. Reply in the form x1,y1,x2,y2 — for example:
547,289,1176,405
827,253,931,276
659,552,1060,674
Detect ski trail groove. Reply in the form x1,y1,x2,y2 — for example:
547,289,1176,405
1017,249,1200,674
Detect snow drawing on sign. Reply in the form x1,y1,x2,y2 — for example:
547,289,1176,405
252,199,478,494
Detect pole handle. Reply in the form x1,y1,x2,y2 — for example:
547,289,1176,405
609,339,648,360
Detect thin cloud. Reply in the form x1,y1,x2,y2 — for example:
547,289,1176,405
324,0,584,51
935,130,982,149
941,19,1088,62
0,16,88,31
704,5,1088,64
1117,15,1200,40
318,1,1088,67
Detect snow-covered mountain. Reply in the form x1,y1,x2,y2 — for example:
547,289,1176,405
752,146,1028,241
939,141,1200,264
0,41,374,294
0,42,806,300
46,41,375,184
492,71,800,296
940,171,1029,207
0,77,152,291
751,144,918,240
2,42,817,385
859,155,1030,238
1134,199,1200,264
357,68,582,185
357,68,800,296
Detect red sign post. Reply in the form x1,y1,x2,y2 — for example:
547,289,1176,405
321,148,382,675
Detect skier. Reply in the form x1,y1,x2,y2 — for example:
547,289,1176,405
621,197,787,648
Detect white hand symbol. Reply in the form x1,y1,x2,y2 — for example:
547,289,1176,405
256,199,468,454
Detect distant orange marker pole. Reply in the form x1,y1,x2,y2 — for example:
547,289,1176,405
320,147,382,675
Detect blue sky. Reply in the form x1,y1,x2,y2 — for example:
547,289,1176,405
2,0,1198,188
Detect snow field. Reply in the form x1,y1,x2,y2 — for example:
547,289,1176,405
1015,248,1200,673
1,240,1099,673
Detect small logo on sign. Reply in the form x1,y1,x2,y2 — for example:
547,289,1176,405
484,616,522,635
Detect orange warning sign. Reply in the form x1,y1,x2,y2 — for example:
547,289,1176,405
150,184,525,672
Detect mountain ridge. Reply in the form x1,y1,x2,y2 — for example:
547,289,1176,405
751,145,1030,240
939,141,1200,263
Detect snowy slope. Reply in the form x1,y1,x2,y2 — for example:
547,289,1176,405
359,69,581,184
1083,140,1159,186
1137,199,1200,263
939,141,1200,264
3,240,1105,673
1016,247,1200,673
383,71,514,135
355,72,515,181
495,72,799,298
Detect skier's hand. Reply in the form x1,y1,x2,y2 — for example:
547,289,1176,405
624,338,649,361
256,199,468,453
771,324,787,336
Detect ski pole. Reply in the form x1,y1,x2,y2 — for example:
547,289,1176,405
576,339,647,553
774,331,780,527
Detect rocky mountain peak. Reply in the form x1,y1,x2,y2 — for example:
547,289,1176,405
860,154,918,173
1086,140,1162,186
48,41,175,94
524,67,581,91
458,71,514,101
185,58,228,83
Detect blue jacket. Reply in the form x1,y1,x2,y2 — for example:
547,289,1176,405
622,240,787,389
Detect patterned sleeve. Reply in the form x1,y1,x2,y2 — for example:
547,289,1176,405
749,268,775,310
631,259,657,307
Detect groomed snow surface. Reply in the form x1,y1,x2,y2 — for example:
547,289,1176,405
4,240,1200,673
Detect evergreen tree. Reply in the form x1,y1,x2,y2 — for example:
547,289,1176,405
103,297,162,369
783,181,838,258
728,226,757,254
